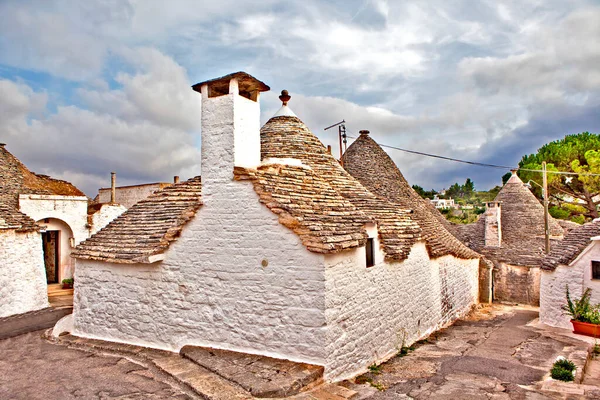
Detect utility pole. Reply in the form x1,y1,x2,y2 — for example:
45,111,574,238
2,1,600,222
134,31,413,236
324,120,346,166
543,161,549,254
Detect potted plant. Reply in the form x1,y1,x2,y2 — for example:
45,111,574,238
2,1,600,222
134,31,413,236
563,286,600,337
61,278,74,289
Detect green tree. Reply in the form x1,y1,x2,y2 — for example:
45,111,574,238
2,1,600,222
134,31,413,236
502,172,512,185
412,185,425,197
464,178,475,197
518,132,600,219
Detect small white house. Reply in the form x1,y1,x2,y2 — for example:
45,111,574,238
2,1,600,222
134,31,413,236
0,144,125,317
71,72,480,381
430,195,455,209
540,220,600,329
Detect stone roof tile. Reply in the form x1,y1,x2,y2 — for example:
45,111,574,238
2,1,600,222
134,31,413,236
341,132,480,260
541,220,600,271
72,177,203,263
235,163,371,253
261,116,422,262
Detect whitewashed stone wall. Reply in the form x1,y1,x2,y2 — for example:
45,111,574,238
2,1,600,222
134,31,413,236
0,229,48,317
97,184,167,209
18,195,89,243
540,241,600,329
90,204,126,235
324,242,479,381
73,179,328,365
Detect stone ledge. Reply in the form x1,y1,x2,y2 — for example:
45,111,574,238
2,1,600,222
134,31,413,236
180,345,324,398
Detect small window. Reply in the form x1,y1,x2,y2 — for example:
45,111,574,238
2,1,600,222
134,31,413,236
592,261,600,280
366,238,375,268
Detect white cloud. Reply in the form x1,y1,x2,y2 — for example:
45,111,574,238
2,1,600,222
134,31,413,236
0,48,201,196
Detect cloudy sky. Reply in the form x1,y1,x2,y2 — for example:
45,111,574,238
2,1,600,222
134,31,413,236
1,0,599,195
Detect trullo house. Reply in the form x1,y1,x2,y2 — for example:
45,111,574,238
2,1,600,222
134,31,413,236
0,144,125,317
540,219,600,328
457,171,565,305
71,72,481,381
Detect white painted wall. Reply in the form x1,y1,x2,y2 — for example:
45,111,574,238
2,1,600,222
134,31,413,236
73,178,328,366
0,229,48,317
324,242,479,381
540,241,600,329
90,204,126,235
19,195,89,244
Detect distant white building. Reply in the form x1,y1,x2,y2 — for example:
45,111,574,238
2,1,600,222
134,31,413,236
430,195,455,209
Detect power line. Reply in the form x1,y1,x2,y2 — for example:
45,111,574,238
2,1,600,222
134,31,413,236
346,134,600,177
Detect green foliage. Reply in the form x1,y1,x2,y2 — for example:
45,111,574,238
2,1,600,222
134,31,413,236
502,172,512,185
554,358,576,371
518,132,600,218
571,215,586,224
61,278,74,285
551,364,575,382
368,363,382,374
549,206,570,220
412,185,437,200
562,286,597,322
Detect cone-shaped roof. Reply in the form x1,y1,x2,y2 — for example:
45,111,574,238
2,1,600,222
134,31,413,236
341,132,480,259
458,172,565,266
261,114,428,262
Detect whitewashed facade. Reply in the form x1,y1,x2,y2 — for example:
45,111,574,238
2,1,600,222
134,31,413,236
72,72,479,381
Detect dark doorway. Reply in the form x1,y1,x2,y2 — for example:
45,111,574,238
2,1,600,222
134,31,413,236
42,231,60,284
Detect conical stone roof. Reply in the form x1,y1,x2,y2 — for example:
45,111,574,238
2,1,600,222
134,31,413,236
458,172,565,266
260,115,424,262
341,131,480,260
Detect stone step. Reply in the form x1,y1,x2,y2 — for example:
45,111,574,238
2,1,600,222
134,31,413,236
47,285,74,297
152,356,252,400
180,345,324,398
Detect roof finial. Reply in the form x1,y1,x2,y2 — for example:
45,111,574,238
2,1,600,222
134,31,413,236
359,130,370,136
279,90,291,106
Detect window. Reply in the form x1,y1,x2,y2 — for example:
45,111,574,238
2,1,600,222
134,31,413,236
366,238,375,268
592,261,600,280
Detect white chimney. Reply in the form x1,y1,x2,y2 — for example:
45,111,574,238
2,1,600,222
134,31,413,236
192,72,269,192
484,201,502,247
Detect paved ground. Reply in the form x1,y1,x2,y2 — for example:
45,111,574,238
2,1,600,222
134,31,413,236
0,305,597,399
343,305,598,399
0,330,192,399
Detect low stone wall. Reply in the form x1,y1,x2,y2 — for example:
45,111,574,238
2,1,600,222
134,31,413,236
493,263,540,306
0,230,48,317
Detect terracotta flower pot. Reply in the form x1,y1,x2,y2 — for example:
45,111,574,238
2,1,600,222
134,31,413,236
571,320,600,338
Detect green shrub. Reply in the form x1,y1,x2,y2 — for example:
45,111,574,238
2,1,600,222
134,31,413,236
550,358,576,382
571,215,586,224
562,286,594,322
554,358,576,371
551,365,574,381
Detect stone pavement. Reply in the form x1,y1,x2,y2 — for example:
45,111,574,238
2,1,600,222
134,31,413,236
0,330,192,399
1,305,599,399
341,305,599,399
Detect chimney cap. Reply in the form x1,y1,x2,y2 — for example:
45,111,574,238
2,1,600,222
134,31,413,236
359,130,370,135
191,71,270,97
279,90,291,106
0,143,6,148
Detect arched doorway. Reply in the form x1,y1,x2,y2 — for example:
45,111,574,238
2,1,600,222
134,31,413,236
38,218,75,284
